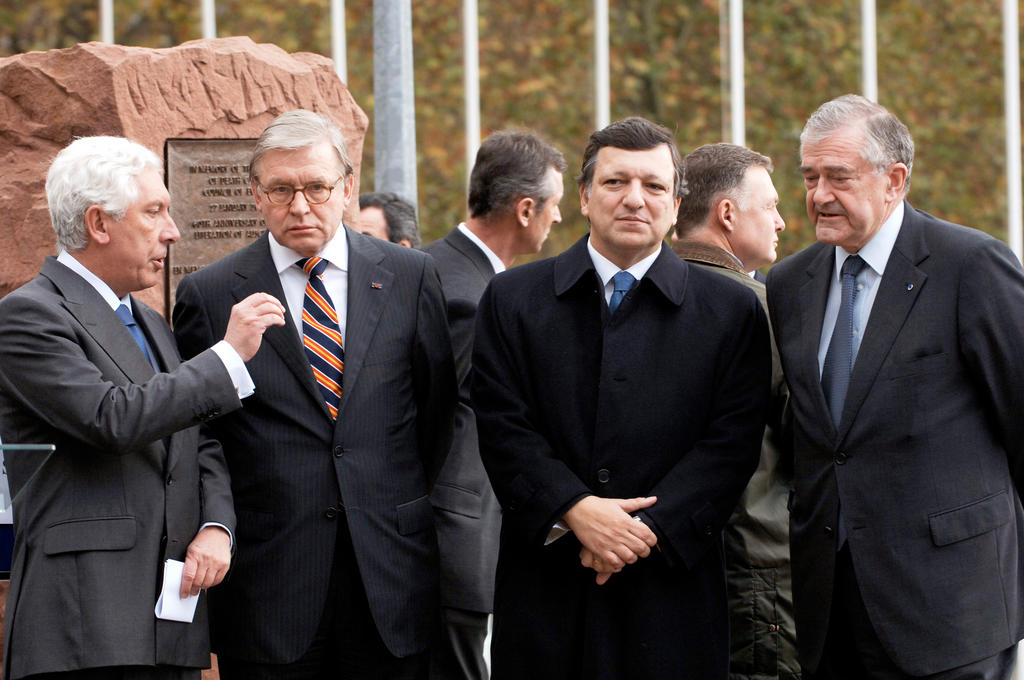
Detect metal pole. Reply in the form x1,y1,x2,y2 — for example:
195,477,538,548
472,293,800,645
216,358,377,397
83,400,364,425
332,0,347,82
861,0,878,102
594,0,610,130
729,0,744,147
1004,0,1023,259
201,0,216,39
464,0,480,182
99,0,114,43
373,0,418,205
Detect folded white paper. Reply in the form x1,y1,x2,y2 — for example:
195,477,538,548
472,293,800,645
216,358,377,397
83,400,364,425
154,559,200,623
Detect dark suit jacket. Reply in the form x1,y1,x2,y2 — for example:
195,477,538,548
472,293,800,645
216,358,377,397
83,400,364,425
0,257,238,679
173,228,457,662
766,203,1024,676
422,226,501,614
471,237,770,680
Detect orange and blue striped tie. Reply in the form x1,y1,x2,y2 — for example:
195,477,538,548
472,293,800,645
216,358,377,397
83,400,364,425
297,257,344,419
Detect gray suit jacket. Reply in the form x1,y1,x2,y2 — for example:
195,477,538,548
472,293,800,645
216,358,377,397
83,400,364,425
173,228,457,662
767,203,1024,676
0,257,239,679
422,226,501,613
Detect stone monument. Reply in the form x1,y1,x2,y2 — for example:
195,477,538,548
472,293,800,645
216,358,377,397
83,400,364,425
0,36,368,315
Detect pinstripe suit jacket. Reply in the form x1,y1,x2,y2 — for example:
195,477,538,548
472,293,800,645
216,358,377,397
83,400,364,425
422,226,501,613
0,257,238,679
173,227,457,662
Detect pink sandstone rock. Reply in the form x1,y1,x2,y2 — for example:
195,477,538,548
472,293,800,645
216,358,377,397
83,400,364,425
0,37,368,313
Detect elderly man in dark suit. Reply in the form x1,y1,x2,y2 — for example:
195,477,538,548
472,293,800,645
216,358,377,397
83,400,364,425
422,130,566,680
767,94,1024,679
173,110,457,680
0,136,283,679
471,117,771,680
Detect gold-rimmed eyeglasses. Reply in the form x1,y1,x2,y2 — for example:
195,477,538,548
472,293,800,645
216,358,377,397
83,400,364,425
257,178,344,205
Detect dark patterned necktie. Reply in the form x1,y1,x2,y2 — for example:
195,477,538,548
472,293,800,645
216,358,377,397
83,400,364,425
821,255,867,427
297,257,345,419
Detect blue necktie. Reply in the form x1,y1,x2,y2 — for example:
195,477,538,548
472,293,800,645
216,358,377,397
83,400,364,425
297,257,345,420
115,303,154,366
821,255,867,427
609,271,636,315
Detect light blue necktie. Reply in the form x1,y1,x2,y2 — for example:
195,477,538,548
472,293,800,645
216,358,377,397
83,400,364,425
821,255,866,427
115,303,154,366
609,271,636,315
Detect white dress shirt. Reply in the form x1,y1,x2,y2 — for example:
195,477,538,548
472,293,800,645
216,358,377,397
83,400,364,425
458,222,504,274
587,239,661,306
817,201,904,376
268,226,349,344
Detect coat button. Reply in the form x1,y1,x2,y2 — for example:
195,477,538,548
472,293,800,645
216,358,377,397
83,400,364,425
166,476,174,486
704,524,714,536
333,445,344,458
597,469,610,483
834,452,848,465
824,525,834,536
325,507,339,519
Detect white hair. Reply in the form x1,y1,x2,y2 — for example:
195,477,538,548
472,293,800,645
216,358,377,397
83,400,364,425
46,136,162,252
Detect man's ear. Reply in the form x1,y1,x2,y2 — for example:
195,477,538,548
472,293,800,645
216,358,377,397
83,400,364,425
84,205,112,246
251,180,265,210
515,196,536,228
886,163,909,200
715,197,737,234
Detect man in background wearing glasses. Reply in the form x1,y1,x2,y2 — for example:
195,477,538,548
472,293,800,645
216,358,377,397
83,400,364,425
173,109,457,680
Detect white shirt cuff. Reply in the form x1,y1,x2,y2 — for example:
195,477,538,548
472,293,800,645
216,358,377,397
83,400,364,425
211,341,255,398
545,521,570,545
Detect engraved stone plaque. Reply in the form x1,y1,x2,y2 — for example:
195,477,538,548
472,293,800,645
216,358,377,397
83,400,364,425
165,139,265,310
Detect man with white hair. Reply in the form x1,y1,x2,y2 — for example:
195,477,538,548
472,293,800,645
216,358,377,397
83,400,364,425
769,94,1024,679
0,135,284,679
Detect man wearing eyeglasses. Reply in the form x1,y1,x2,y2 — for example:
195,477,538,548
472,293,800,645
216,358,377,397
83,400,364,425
173,109,457,680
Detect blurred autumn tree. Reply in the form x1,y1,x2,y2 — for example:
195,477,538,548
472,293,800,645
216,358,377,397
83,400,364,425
1,0,1020,259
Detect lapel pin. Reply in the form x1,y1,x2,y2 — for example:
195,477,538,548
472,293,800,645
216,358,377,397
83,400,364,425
906,283,914,291
370,282,383,289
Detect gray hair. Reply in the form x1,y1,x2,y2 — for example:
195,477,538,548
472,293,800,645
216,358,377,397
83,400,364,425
358,192,421,248
677,143,773,238
801,94,914,193
45,136,162,252
250,110,354,183
468,130,567,220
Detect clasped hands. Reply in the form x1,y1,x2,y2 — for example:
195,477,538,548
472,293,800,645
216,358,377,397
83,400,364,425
563,495,658,585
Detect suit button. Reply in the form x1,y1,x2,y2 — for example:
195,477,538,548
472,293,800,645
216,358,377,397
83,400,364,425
334,446,344,458
834,452,848,465
325,507,339,519
166,476,174,486
704,525,714,536
824,525,834,536
597,469,610,483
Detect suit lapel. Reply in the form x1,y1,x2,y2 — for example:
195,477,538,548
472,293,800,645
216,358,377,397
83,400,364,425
337,228,393,417
796,245,837,438
837,208,928,441
42,258,156,385
135,300,177,372
447,227,496,281
230,235,329,416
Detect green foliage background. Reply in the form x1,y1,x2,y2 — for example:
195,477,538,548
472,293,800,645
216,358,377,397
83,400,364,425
2,0,1020,260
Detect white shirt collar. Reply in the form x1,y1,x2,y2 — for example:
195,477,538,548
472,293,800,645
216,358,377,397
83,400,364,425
56,250,130,311
268,222,350,276
587,238,661,286
457,222,505,274
833,201,904,279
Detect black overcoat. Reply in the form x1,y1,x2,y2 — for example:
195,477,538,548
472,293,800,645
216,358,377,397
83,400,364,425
472,236,771,679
